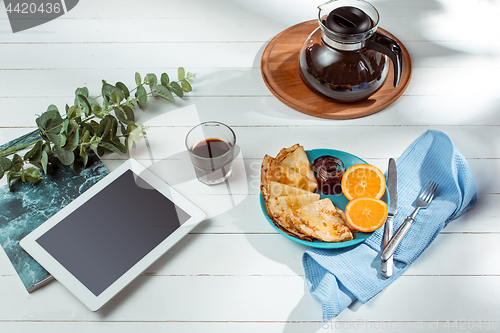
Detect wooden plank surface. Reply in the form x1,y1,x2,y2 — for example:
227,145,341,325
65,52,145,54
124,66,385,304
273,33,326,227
0,274,499,322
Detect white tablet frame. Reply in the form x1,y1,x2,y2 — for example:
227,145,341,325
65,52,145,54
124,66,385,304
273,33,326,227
20,158,206,311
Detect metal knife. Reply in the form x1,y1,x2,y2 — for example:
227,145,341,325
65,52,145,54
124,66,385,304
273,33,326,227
381,158,397,278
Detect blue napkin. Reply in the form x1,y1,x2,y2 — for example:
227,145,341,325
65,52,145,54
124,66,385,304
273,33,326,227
302,130,478,320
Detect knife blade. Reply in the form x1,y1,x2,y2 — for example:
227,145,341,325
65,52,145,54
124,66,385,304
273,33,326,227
381,158,397,278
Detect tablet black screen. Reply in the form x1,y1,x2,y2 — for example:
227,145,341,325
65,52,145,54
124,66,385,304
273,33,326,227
36,170,191,296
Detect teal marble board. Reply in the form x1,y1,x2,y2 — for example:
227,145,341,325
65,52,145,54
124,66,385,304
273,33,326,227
0,133,109,292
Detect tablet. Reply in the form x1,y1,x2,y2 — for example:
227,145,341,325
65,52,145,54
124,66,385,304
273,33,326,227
20,159,206,311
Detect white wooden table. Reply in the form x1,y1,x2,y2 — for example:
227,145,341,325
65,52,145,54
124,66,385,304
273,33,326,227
1,0,500,331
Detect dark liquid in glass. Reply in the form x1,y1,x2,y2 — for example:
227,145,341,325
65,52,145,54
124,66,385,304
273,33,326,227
192,138,230,158
191,138,233,185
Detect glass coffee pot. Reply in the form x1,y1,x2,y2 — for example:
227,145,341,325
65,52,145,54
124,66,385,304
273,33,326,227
299,0,403,102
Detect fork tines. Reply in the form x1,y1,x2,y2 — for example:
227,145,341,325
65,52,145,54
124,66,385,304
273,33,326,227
422,181,438,202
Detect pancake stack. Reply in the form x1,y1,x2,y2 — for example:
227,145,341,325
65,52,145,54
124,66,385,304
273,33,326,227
260,144,354,243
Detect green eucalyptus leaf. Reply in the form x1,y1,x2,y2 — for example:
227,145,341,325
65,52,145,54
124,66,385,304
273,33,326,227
53,145,75,165
146,73,157,90
111,138,127,154
102,83,124,103
75,87,89,98
37,110,63,134
161,73,170,86
80,147,89,166
30,160,42,170
97,146,106,157
46,132,62,147
135,72,142,86
0,157,13,174
60,133,67,147
111,92,122,105
62,119,69,134
126,121,138,133
116,82,130,99
66,105,78,119
135,85,147,105
181,79,192,92
155,85,175,103
120,122,127,135
76,94,92,116
72,160,81,175
97,116,110,137
24,141,43,162
128,123,146,143
82,129,91,143
6,171,13,190
90,136,99,150
41,150,49,174
23,167,42,183
110,116,119,138
114,106,135,124
102,83,114,100
64,130,79,151
12,154,23,172
90,120,100,134
68,119,78,135
102,97,109,110
45,164,54,175
42,142,51,154
47,104,59,112
178,67,185,80
170,81,184,98
98,142,123,155
92,105,105,118
37,130,49,142
48,152,62,167
87,96,100,107
82,123,95,136
101,115,118,140
0,157,13,180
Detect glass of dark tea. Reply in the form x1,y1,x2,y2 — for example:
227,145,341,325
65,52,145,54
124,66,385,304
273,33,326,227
185,121,236,185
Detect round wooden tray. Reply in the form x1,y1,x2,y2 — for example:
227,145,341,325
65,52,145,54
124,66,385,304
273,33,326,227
261,20,412,119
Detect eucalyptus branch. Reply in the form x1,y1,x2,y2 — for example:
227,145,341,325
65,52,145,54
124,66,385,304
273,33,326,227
0,68,196,190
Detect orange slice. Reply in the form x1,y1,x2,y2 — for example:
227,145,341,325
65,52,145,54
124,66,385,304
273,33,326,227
344,197,388,232
341,164,386,200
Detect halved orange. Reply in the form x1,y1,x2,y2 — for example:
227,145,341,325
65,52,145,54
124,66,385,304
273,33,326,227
341,164,386,200
345,197,388,232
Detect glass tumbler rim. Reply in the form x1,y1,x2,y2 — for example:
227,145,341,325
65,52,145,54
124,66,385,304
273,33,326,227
185,121,236,161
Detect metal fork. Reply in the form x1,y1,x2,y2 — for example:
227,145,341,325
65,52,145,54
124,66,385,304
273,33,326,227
381,181,438,262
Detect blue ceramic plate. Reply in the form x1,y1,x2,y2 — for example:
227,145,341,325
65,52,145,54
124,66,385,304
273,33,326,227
260,149,389,249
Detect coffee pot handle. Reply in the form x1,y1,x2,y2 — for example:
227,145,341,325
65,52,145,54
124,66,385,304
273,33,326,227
365,32,403,87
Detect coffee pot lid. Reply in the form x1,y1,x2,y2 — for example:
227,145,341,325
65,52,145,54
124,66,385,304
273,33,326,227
324,6,373,34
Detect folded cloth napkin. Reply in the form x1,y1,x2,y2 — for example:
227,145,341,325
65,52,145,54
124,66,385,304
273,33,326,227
303,130,478,320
